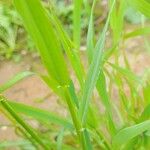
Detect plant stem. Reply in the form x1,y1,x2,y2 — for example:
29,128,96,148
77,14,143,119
0,95,49,150
63,87,86,149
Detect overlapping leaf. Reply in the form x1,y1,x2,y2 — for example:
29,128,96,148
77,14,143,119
13,0,70,86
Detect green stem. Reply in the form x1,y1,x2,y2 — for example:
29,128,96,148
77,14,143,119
0,95,49,150
17,126,39,149
63,87,86,149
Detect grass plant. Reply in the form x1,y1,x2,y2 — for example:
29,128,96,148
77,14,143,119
0,0,150,149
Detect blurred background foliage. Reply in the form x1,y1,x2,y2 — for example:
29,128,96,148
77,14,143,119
0,0,148,61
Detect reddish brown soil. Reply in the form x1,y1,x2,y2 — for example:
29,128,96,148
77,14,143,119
0,56,66,145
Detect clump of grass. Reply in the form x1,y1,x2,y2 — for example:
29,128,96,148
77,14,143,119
0,0,150,149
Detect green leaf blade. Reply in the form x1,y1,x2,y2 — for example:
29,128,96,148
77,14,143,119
8,100,73,130
13,0,69,86
0,71,34,93
80,0,116,125
113,120,150,147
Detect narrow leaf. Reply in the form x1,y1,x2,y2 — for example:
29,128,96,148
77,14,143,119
73,0,83,49
80,0,116,124
124,27,150,39
113,120,150,147
83,129,93,150
7,100,73,130
0,71,34,93
49,11,84,87
13,0,69,86
86,0,96,62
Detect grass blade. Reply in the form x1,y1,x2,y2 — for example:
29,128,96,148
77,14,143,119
7,100,73,130
96,72,116,135
96,71,111,112
0,71,34,93
86,0,96,62
124,27,150,39
109,0,126,44
113,120,150,147
83,129,93,150
13,0,70,86
73,0,83,49
80,0,116,124
49,11,85,87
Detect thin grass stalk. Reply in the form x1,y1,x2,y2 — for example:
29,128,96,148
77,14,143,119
16,126,39,149
63,87,86,149
0,95,49,150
